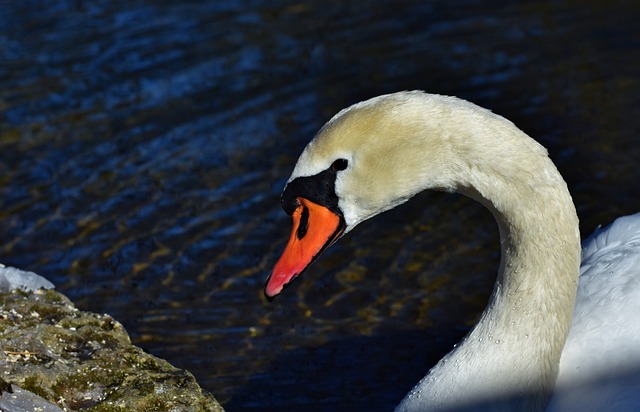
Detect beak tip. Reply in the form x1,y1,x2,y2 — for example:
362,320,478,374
264,288,279,302
264,276,283,302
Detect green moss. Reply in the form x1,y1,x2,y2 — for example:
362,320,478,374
138,357,166,373
138,381,157,397
174,375,194,389
51,371,90,396
122,353,140,367
13,289,30,298
86,402,127,412
21,376,50,399
29,302,68,323
43,289,66,304
137,398,169,412
99,316,118,332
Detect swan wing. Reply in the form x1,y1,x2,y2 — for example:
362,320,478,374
549,213,640,411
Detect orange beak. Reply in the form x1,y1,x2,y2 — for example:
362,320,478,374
265,197,345,299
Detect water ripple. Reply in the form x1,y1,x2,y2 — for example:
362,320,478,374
1,1,639,410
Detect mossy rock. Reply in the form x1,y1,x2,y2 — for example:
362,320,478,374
0,289,224,411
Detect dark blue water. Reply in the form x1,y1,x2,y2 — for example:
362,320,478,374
1,1,639,410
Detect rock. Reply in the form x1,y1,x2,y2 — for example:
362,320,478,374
0,264,55,293
0,383,65,412
0,288,224,411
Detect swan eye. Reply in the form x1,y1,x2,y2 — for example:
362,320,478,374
331,158,348,172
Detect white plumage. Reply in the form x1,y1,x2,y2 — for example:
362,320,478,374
548,213,640,411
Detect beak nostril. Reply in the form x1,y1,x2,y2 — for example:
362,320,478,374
296,206,309,239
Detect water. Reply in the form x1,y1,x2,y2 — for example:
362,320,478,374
1,1,639,410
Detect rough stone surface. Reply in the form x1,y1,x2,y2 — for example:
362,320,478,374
0,264,55,293
0,383,65,412
0,288,224,412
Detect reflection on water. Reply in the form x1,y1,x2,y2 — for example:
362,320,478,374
1,1,639,410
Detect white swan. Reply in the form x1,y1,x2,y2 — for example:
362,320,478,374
264,91,640,411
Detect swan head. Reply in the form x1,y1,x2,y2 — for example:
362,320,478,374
265,91,458,298
264,90,555,298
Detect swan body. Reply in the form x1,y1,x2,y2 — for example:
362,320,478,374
264,91,640,410
547,213,640,411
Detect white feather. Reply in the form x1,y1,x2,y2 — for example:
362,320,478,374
548,213,640,411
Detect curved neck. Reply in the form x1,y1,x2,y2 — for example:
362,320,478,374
398,101,581,411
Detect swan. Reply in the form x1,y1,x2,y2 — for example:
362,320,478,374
264,91,640,411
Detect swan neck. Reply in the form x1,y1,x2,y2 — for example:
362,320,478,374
401,99,582,410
